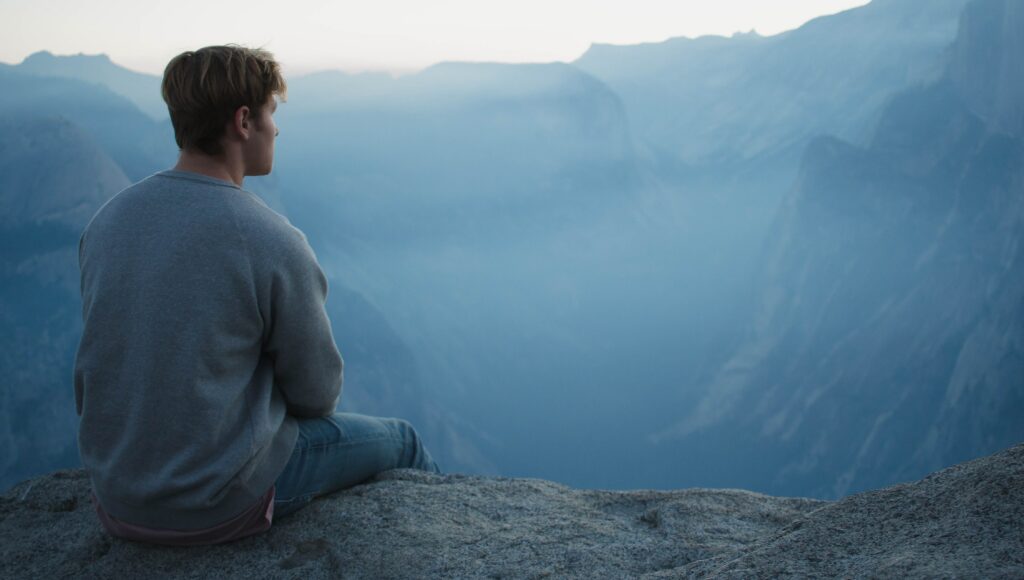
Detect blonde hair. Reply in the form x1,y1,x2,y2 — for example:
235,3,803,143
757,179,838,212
161,44,287,155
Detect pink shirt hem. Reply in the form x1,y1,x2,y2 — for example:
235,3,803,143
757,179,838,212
91,485,275,546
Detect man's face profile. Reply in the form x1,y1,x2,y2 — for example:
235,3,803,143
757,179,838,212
242,95,280,176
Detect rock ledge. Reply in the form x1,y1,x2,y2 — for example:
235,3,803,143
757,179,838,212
2,443,1022,578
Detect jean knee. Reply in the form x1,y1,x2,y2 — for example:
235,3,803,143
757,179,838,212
389,418,417,441
390,418,441,472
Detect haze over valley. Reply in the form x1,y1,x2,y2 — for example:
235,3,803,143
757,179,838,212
1,0,1021,500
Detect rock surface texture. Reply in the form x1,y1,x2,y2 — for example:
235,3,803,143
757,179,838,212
1,442,1021,578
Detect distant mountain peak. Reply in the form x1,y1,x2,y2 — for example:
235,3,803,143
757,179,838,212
22,50,113,65
731,29,762,38
14,50,165,120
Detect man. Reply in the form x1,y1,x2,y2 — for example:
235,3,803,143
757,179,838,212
73,45,440,546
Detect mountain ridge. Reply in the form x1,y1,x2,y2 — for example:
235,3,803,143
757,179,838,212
15,50,166,120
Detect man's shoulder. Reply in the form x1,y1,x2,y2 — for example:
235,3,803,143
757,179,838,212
81,170,302,250
229,191,306,247
86,170,234,222
80,173,162,237
223,191,316,269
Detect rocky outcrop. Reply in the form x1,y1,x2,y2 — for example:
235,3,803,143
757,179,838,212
2,443,1021,578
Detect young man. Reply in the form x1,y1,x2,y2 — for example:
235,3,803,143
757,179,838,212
73,45,440,546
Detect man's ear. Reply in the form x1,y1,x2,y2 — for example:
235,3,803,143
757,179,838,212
232,105,252,140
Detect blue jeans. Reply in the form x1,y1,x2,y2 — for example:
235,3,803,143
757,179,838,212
272,412,441,519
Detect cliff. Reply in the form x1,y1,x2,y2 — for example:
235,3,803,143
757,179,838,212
2,442,1021,578
652,0,1024,499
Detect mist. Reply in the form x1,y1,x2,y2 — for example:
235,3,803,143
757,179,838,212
1,0,1022,500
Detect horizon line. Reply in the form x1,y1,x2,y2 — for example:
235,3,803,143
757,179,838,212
1,27,777,81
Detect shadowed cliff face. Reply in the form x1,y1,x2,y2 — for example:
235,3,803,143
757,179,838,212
654,0,1024,498
2,442,1021,578
948,0,1024,136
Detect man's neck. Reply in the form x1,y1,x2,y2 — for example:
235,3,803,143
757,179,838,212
173,149,244,187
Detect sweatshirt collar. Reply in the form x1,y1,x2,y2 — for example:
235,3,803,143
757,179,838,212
155,169,242,190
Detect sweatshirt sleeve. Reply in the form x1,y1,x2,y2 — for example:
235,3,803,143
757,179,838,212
258,223,344,418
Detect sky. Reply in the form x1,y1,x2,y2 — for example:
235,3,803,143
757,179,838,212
0,0,869,77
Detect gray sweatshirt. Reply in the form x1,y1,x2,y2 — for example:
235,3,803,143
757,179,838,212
73,169,344,530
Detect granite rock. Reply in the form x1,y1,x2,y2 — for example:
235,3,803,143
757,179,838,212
1,442,1021,579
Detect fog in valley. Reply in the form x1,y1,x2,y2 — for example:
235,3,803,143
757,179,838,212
2,0,1022,500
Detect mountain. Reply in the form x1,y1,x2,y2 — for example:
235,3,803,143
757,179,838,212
653,0,1024,498
0,62,173,491
0,59,208,455
14,50,166,120
565,0,979,390
276,61,646,246
0,117,128,230
573,0,970,167
0,66,173,180
272,61,720,488
0,116,130,492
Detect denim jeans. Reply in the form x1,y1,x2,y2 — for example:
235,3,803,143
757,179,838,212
271,412,441,519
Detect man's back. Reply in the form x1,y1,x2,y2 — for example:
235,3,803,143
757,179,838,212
74,169,343,530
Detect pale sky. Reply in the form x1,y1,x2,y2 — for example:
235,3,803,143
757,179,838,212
0,0,869,77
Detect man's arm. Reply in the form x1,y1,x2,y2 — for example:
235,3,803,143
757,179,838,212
260,226,344,418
